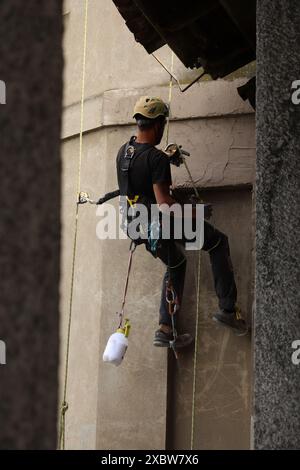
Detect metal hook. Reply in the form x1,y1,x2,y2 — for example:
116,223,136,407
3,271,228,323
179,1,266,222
77,191,97,205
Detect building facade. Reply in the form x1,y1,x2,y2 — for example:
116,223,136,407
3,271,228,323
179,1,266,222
61,0,255,449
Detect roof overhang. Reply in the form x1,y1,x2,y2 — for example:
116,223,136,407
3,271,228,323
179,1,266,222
112,0,256,79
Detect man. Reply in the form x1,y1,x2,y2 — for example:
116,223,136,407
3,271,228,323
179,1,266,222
116,96,248,349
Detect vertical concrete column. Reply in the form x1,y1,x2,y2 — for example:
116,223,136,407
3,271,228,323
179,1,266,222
0,1,63,448
255,0,300,449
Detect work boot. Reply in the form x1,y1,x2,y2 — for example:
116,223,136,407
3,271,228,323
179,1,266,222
213,307,248,336
153,329,194,349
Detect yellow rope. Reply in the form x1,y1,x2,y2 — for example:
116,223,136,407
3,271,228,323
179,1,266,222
165,51,174,147
163,49,202,449
190,249,201,450
58,0,89,450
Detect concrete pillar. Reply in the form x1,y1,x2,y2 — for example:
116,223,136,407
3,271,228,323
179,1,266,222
255,0,300,449
0,1,63,449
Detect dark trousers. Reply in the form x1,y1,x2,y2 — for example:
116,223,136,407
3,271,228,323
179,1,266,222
151,221,237,327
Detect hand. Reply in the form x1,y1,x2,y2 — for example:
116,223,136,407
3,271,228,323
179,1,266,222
164,143,183,167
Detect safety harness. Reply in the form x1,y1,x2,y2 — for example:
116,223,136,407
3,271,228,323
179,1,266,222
118,136,161,254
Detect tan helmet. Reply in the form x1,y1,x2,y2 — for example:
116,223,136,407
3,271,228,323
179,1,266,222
133,96,169,119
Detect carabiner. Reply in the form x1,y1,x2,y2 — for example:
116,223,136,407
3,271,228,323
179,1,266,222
166,285,176,304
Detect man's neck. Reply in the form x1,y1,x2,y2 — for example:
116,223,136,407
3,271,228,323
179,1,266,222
135,130,156,145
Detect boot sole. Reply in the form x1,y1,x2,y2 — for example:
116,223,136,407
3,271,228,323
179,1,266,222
153,337,194,349
212,316,248,336
153,340,170,347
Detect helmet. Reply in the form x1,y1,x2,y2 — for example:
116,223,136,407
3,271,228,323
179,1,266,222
133,96,169,119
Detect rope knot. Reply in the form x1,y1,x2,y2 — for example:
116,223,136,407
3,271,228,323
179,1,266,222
61,401,69,415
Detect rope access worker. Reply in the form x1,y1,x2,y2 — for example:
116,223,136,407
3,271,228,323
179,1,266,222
116,96,248,349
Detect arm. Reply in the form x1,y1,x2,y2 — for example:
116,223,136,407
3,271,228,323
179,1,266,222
152,152,211,219
153,182,197,219
153,182,176,207
153,182,212,220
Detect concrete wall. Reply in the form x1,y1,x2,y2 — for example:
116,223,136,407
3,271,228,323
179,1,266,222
254,0,300,449
0,0,63,449
167,188,253,450
61,0,255,449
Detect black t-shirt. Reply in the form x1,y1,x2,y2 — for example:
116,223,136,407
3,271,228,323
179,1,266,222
116,138,172,203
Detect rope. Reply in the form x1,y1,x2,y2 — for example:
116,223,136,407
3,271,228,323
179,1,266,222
119,242,136,328
58,0,89,450
181,155,204,448
152,53,206,93
190,249,201,450
182,158,201,200
165,51,174,147
185,155,203,449
161,49,202,446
